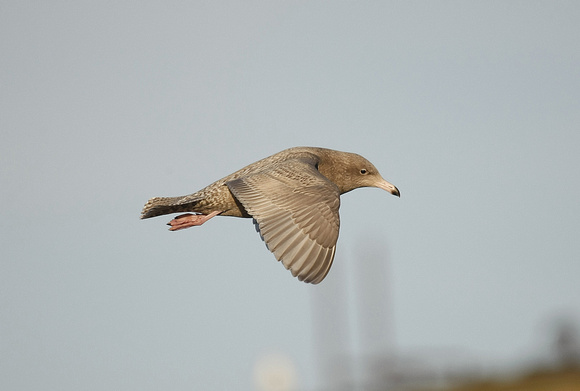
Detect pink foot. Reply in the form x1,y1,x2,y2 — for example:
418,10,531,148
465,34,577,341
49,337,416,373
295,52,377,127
167,211,221,231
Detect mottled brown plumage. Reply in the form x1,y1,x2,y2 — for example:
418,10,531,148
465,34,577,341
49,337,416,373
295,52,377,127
141,147,399,284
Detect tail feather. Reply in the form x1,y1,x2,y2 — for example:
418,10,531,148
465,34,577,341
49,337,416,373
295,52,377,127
140,196,199,219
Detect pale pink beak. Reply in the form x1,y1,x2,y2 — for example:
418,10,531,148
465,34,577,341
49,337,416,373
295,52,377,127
377,178,400,197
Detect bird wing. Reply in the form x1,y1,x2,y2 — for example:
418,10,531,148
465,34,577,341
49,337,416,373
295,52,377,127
226,156,340,284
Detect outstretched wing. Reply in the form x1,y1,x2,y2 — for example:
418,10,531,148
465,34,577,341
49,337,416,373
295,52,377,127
226,156,340,284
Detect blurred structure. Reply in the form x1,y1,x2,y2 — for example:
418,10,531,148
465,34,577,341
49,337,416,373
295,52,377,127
310,257,354,391
352,240,395,390
553,318,580,369
311,237,420,390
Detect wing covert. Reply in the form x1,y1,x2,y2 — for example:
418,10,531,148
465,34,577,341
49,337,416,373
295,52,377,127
226,157,340,284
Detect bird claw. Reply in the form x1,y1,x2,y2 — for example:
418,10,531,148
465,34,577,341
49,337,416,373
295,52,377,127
167,211,221,231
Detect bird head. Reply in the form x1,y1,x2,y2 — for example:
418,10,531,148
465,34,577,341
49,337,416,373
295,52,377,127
317,150,400,196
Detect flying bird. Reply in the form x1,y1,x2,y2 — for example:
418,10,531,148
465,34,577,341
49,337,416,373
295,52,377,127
141,147,399,284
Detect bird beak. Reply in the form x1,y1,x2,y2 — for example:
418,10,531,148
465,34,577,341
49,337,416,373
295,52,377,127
377,178,400,197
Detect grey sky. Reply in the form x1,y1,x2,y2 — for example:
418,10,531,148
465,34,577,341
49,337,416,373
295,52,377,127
1,2,579,390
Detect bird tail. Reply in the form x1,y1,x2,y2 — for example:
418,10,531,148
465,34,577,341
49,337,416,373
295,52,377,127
140,196,199,219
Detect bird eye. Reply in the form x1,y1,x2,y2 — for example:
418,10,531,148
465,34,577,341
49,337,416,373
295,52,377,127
360,169,367,175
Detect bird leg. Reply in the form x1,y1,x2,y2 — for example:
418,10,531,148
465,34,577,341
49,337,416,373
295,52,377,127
167,211,221,231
